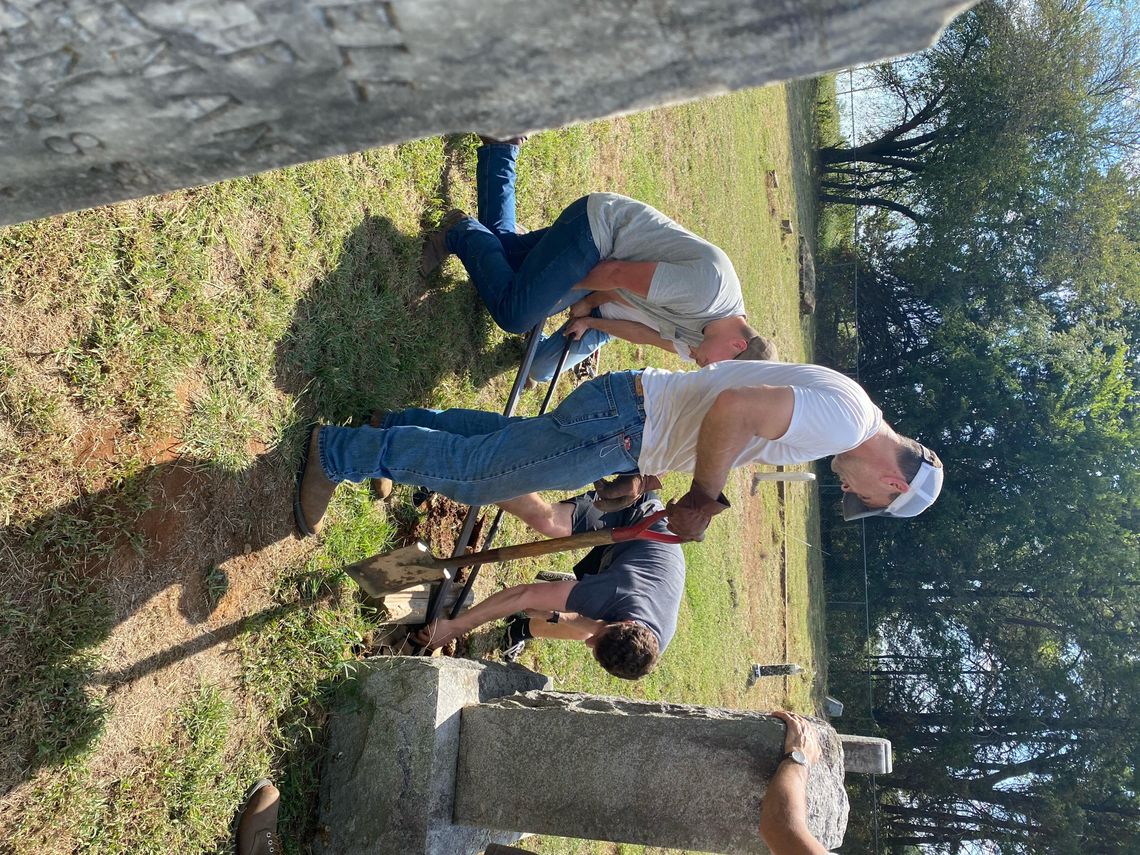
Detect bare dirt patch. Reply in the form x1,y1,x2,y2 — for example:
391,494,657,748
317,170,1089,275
87,449,306,781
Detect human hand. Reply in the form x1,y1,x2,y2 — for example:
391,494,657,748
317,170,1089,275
592,473,664,512
412,618,459,650
664,486,731,541
564,317,593,340
771,710,822,765
569,297,593,319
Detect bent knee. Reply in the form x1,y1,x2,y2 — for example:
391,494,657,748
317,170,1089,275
499,315,539,336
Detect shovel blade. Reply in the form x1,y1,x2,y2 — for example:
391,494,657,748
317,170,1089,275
344,541,451,598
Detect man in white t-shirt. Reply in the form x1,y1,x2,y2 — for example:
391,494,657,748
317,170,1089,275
296,362,944,542
419,138,775,381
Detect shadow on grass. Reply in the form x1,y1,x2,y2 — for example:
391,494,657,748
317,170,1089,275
0,453,298,798
273,211,505,421
0,210,510,803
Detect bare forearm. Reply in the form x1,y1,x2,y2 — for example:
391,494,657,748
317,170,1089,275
574,259,657,295
448,585,532,636
496,494,573,537
691,386,795,496
758,765,827,855
588,317,675,350
524,610,602,641
583,290,624,310
691,395,758,496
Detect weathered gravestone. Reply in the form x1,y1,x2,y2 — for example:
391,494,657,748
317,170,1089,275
319,656,891,855
1,0,977,226
456,691,849,853
317,656,551,855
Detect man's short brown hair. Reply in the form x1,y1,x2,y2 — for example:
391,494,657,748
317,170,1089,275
593,622,659,680
895,435,942,484
734,334,780,362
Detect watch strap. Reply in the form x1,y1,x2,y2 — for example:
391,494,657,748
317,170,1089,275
780,749,809,768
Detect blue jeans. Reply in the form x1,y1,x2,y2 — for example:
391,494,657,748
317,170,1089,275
318,371,645,505
446,144,601,335
529,312,612,382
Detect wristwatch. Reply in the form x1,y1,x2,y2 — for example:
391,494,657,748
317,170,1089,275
780,749,810,768
547,610,561,624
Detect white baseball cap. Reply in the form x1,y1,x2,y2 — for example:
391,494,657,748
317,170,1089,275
842,445,944,521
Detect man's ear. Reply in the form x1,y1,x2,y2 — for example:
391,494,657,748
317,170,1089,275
881,474,910,494
731,337,748,354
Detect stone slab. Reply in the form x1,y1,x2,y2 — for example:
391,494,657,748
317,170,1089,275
840,734,893,775
1,0,977,226
317,656,551,855
455,692,850,853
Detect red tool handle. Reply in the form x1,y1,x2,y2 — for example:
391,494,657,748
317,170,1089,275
611,509,683,544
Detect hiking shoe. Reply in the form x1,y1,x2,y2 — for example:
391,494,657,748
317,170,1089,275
501,640,526,663
501,613,533,662
236,778,282,855
368,410,393,500
420,208,469,276
294,426,336,537
573,350,600,384
535,570,576,582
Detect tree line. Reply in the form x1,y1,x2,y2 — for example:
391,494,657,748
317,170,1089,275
817,1,1139,851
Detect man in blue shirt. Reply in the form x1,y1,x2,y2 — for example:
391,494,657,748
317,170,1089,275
413,489,685,681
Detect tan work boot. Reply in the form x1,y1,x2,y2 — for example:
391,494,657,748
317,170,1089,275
236,779,282,855
368,410,393,500
294,425,336,537
419,208,469,276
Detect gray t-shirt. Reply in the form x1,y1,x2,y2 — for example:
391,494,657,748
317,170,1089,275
587,193,745,352
564,496,686,652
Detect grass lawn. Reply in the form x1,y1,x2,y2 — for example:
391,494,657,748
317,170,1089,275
0,79,825,854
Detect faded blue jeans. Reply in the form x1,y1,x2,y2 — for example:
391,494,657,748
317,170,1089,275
318,371,645,505
447,144,605,379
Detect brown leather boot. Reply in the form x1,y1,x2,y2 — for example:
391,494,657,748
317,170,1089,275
236,779,282,855
419,208,469,276
369,410,393,500
294,426,336,537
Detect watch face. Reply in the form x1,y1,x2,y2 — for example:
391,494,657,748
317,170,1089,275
789,749,809,766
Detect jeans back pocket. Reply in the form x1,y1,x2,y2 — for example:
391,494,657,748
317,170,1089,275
550,375,618,429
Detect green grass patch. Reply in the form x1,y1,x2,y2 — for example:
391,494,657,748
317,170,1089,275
0,81,825,854
12,687,265,854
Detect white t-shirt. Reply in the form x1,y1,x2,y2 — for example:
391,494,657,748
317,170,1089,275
587,193,745,354
637,361,883,476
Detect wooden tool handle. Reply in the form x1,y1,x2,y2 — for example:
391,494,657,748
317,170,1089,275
437,527,618,570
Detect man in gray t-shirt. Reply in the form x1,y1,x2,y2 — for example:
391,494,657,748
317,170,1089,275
413,490,685,681
419,138,776,382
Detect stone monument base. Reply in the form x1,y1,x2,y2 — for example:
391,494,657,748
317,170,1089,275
317,656,551,855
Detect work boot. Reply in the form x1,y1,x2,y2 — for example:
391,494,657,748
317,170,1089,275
419,208,469,277
368,410,393,500
294,426,336,537
236,779,282,855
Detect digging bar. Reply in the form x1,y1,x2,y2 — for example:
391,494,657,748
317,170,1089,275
416,324,543,646
346,509,681,598
445,336,575,620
